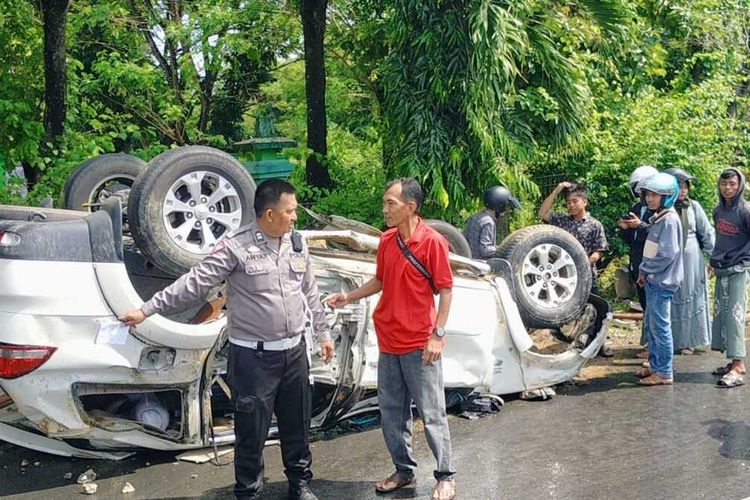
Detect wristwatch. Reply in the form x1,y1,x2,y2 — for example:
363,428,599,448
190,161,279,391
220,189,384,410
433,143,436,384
433,326,446,338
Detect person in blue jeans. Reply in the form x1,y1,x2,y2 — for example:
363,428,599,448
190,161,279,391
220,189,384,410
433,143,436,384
635,173,684,386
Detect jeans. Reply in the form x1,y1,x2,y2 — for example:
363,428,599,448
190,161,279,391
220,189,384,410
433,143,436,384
644,282,675,378
378,350,454,480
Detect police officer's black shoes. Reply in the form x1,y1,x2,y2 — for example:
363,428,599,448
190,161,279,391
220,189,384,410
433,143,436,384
288,484,318,500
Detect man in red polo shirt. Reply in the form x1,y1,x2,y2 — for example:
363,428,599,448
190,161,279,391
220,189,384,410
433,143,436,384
326,178,455,500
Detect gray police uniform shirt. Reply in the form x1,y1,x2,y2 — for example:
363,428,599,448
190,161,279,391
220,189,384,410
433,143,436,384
140,221,331,343
464,210,498,259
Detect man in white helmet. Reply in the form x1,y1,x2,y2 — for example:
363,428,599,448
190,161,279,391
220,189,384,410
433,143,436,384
619,165,658,357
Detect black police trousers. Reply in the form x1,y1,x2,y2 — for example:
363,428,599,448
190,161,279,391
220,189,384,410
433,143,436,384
228,340,312,499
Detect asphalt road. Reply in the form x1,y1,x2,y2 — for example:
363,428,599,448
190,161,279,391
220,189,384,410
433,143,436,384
2,350,750,500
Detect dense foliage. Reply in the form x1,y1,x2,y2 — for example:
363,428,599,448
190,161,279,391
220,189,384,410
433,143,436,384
0,0,748,254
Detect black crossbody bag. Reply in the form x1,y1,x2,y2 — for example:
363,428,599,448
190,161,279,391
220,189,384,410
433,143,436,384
396,233,439,295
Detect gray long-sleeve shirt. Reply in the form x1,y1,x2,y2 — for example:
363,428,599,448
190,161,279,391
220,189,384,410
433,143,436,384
464,210,498,259
639,208,684,291
141,222,331,343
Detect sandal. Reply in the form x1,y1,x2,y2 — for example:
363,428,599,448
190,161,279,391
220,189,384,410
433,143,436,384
717,371,745,389
637,374,673,386
712,363,746,376
635,367,652,378
680,348,694,355
375,471,416,493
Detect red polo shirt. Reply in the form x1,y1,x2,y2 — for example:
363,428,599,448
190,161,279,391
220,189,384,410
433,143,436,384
373,219,453,354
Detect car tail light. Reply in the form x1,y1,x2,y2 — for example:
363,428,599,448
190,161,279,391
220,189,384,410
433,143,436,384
0,230,21,247
0,345,57,379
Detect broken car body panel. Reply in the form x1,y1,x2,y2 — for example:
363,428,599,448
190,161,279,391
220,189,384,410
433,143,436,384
0,204,609,458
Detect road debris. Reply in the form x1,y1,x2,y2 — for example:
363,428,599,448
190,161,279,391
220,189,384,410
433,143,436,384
520,387,556,400
20,459,29,467
63,472,72,480
176,445,233,464
82,482,98,495
122,482,135,494
611,318,637,328
77,468,96,484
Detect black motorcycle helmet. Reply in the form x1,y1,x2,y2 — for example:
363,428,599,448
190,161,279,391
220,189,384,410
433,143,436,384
663,167,696,187
483,185,521,214
663,167,695,209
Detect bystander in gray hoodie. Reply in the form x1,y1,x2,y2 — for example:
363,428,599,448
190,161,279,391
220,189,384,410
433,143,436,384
710,167,750,271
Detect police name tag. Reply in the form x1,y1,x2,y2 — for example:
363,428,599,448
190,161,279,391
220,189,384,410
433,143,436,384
246,247,267,262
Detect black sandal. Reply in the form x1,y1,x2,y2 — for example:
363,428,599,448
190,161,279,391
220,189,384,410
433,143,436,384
712,363,733,376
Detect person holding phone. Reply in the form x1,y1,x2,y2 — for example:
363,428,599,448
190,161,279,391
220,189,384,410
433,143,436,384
619,165,658,358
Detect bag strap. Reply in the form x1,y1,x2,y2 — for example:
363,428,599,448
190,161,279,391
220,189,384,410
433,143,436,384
396,233,439,295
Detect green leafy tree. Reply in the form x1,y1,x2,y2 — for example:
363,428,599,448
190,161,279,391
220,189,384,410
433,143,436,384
369,1,626,216
69,0,297,146
0,2,44,180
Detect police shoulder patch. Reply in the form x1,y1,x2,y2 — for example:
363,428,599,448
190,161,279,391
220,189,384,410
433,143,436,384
225,224,254,239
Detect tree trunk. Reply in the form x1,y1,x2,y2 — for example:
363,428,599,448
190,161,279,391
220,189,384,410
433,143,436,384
28,0,70,186
42,0,69,141
301,0,333,190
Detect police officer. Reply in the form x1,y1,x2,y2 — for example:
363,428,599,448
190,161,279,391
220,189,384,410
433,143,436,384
120,179,334,500
464,185,520,259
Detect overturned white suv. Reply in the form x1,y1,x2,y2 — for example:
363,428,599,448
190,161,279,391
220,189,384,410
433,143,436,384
0,199,609,459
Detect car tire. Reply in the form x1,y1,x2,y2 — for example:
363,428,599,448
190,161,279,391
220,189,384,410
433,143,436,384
128,146,256,277
63,153,146,216
497,224,591,328
424,219,472,258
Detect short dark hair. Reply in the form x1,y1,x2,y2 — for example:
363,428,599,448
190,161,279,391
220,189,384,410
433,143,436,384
254,179,296,216
720,169,741,181
385,177,423,211
565,183,588,200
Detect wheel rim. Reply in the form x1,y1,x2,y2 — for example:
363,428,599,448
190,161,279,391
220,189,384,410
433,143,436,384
520,243,578,308
162,170,243,254
86,175,136,212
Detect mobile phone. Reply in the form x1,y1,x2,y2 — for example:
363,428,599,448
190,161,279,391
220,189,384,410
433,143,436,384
621,213,634,220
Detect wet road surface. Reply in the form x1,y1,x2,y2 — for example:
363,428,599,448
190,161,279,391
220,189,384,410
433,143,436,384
2,350,750,499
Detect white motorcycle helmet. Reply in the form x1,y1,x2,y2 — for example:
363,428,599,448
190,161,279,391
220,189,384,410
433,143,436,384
629,165,659,197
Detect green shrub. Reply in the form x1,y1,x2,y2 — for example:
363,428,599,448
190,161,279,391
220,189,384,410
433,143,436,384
531,76,750,255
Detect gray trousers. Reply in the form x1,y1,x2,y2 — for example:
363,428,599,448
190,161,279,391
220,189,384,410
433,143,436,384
711,268,749,360
377,350,454,480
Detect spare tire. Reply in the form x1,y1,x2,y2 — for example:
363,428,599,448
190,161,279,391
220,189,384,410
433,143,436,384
497,225,591,328
63,154,146,227
129,146,256,276
424,219,471,258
